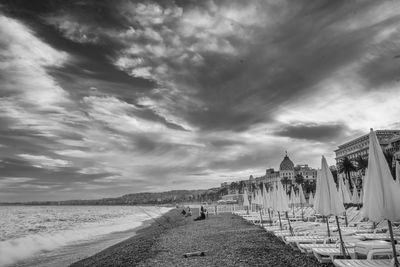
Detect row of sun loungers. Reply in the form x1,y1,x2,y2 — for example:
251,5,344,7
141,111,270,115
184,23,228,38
234,207,400,266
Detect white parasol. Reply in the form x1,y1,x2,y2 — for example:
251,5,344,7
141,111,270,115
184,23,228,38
338,175,352,204
314,156,346,256
362,129,400,266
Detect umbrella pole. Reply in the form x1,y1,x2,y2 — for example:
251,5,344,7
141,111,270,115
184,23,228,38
292,203,295,217
326,216,331,238
286,211,293,236
301,203,304,221
259,209,263,228
268,208,272,226
344,212,348,227
388,220,399,267
278,211,283,230
335,216,346,257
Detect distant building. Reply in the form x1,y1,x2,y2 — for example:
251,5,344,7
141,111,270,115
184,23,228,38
220,182,229,189
279,153,295,181
219,194,242,204
294,164,317,180
265,168,280,183
334,129,400,178
222,152,318,190
386,133,400,165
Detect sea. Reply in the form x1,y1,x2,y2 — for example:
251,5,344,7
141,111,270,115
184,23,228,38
0,205,172,267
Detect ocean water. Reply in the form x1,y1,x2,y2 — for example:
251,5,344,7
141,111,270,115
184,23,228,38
0,205,172,267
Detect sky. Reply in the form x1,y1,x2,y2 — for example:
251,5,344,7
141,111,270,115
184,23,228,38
1,0,400,202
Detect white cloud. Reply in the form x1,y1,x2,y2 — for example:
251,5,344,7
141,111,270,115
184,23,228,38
18,154,71,169
0,15,69,106
275,64,400,132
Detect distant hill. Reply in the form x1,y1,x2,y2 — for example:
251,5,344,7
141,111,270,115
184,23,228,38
1,187,228,205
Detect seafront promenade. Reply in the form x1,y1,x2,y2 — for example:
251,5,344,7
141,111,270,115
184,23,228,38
70,208,329,267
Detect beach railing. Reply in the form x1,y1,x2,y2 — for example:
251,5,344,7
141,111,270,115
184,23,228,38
183,204,246,215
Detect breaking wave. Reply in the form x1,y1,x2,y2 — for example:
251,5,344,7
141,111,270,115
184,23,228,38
0,206,171,266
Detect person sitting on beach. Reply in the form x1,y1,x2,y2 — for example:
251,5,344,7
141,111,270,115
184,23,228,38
194,210,206,221
185,207,192,217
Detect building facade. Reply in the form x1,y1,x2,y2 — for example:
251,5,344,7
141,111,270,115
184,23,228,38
385,133,400,167
294,164,318,180
334,129,400,178
279,154,295,181
222,153,318,192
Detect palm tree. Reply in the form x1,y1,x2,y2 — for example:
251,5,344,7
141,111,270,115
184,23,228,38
331,168,338,185
229,181,239,194
294,173,304,185
303,179,316,194
238,180,246,194
338,156,357,190
355,155,368,176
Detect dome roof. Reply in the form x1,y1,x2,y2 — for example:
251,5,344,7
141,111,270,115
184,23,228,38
280,155,294,171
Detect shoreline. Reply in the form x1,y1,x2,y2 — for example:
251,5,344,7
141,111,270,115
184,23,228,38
69,208,191,267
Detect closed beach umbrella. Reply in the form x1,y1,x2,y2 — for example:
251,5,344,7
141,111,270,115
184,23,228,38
276,180,292,232
313,169,321,208
358,188,363,205
308,192,314,206
314,156,346,256
295,191,300,205
276,181,290,212
262,183,268,209
338,175,352,204
243,190,250,207
396,160,400,185
362,129,400,221
351,187,359,204
338,174,351,226
314,156,345,216
344,178,352,200
254,190,260,206
298,185,306,220
362,129,400,266
298,185,306,204
289,188,296,216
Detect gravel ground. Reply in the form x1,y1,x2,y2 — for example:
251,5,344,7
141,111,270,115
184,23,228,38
70,210,333,267
140,213,332,267
70,208,193,267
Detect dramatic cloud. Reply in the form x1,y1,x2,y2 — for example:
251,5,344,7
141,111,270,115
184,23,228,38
274,123,350,142
0,0,400,201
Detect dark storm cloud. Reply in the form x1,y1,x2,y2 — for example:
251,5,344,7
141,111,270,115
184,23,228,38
209,138,245,148
1,0,400,201
274,123,349,142
2,0,399,132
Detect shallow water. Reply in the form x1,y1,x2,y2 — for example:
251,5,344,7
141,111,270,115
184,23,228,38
0,205,172,267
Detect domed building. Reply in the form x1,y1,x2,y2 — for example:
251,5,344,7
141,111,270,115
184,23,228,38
279,152,294,181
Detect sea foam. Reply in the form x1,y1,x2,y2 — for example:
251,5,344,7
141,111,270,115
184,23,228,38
0,206,171,266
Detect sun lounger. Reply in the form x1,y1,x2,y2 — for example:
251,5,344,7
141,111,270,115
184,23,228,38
333,259,392,267
312,247,355,263
356,233,395,241
298,242,355,254
284,235,331,249
354,240,400,260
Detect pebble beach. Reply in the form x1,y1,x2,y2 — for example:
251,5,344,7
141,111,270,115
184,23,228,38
70,208,333,267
